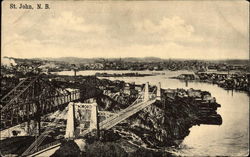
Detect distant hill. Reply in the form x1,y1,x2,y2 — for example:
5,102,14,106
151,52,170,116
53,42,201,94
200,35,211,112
4,56,249,65
41,57,97,64
37,57,165,63
206,59,249,65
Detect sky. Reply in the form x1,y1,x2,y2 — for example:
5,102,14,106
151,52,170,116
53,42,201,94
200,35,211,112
2,0,249,60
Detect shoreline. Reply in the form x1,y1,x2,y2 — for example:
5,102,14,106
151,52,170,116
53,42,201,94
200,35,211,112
170,72,250,94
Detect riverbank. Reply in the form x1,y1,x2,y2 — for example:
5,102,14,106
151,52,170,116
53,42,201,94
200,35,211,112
95,72,154,77
171,72,250,93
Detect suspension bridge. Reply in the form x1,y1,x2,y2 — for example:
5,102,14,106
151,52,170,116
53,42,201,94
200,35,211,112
79,82,161,137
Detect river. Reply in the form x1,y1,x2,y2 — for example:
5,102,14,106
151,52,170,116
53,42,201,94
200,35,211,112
55,70,249,156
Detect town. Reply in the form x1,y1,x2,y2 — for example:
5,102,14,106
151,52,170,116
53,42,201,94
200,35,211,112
2,57,249,73
173,72,250,93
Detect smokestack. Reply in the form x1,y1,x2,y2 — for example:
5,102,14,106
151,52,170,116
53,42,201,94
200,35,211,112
74,69,77,77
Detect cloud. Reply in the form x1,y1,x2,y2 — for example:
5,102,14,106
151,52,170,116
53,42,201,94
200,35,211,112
108,42,248,60
2,1,248,60
135,16,203,43
45,11,105,34
4,38,247,60
3,11,106,49
36,11,107,48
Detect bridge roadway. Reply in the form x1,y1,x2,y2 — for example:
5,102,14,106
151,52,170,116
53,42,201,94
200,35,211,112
100,99,157,130
80,97,157,136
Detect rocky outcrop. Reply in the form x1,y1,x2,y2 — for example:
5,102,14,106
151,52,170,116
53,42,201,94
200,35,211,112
97,89,221,148
49,76,222,149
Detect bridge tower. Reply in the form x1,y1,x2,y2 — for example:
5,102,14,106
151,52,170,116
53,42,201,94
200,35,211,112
65,102,75,139
144,82,149,102
24,120,36,135
156,82,161,100
89,102,98,130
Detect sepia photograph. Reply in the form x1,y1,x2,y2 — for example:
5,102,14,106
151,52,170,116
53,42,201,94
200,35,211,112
1,0,249,156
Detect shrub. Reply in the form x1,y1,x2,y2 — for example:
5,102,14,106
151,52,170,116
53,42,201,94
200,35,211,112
84,141,127,157
51,140,81,157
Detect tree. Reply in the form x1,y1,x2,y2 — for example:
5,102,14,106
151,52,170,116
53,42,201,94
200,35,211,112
51,140,81,157
84,141,127,157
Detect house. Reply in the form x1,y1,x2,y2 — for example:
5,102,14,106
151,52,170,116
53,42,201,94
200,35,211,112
187,88,202,98
135,84,142,92
200,91,215,103
99,86,106,90
123,86,131,95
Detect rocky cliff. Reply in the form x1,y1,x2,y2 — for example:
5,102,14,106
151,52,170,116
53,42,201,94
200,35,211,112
96,89,222,149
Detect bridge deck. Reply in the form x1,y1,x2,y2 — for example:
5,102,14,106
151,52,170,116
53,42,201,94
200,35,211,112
101,99,157,130
80,98,157,136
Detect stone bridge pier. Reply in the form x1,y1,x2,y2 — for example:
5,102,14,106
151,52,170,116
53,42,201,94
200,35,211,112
65,101,99,139
144,82,161,102
65,102,75,139
144,82,149,102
